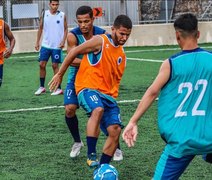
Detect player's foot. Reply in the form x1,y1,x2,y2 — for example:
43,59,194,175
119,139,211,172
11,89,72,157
70,141,84,158
87,153,99,168
34,87,46,95
113,148,123,161
51,88,63,95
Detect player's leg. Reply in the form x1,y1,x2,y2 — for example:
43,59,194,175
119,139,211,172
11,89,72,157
100,123,123,161
64,82,83,158
202,153,212,163
35,47,50,95
99,105,122,165
0,64,3,87
0,53,4,87
78,89,104,167
50,49,63,95
153,150,195,179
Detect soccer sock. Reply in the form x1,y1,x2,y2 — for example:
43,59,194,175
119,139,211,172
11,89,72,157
65,116,81,142
100,153,112,165
0,64,3,87
58,84,61,89
40,77,45,87
117,142,120,150
87,136,98,156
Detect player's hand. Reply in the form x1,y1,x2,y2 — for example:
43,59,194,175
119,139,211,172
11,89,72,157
35,43,40,51
48,73,63,92
3,48,12,58
122,122,138,147
58,42,65,49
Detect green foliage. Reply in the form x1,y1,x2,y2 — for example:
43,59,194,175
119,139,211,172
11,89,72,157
1,45,212,180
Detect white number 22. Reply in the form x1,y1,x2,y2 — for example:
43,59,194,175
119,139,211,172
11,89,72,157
175,79,207,117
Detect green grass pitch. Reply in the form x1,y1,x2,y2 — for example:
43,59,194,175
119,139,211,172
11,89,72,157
1,44,212,180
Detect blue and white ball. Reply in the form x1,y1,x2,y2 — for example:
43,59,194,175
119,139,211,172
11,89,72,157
93,164,118,180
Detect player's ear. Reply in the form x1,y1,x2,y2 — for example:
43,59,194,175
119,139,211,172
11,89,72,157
175,31,180,41
196,31,200,39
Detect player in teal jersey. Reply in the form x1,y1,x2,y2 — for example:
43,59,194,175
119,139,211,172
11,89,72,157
64,6,124,162
122,13,212,179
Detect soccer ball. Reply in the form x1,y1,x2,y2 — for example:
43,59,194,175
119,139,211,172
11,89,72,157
93,164,118,180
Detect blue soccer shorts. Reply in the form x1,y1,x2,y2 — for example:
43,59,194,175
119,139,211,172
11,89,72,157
77,89,123,135
39,46,62,63
153,149,196,179
64,82,79,106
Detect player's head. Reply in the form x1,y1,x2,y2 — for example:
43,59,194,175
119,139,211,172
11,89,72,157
49,0,59,12
111,14,132,46
174,13,199,43
76,6,94,34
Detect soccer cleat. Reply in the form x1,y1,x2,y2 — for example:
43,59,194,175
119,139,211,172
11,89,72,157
51,88,63,95
70,141,84,158
87,153,99,168
34,87,46,95
113,148,123,161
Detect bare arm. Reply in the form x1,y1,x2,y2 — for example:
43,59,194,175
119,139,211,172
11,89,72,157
4,22,15,58
58,14,68,49
35,13,43,51
122,59,171,147
48,35,103,91
66,32,81,67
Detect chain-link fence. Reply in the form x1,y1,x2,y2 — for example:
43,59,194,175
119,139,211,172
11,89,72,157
0,0,212,30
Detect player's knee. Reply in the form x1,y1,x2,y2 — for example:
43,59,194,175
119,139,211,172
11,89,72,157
39,63,46,70
65,105,76,117
52,63,59,70
108,125,121,138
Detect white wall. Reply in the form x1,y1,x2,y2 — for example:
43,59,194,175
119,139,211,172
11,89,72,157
12,22,212,54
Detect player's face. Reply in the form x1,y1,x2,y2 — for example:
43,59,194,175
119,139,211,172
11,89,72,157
49,1,59,13
76,14,94,34
113,26,131,46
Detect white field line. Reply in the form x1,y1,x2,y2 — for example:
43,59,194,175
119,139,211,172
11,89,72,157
11,46,212,59
127,57,163,62
0,99,142,113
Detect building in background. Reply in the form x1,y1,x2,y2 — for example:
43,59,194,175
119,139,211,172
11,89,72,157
0,0,211,30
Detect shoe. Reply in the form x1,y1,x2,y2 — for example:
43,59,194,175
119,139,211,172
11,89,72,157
35,87,46,95
113,148,123,161
51,88,63,95
70,141,84,158
87,153,99,168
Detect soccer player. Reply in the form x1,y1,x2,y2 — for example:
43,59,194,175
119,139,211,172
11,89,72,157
122,13,212,179
49,14,132,167
65,6,123,161
34,0,68,95
0,19,15,87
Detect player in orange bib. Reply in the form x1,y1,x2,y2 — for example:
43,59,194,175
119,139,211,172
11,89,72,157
0,19,15,87
49,14,132,170
75,33,126,98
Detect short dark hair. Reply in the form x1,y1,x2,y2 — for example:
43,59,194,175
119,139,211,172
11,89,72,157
174,13,198,37
113,14,132,29
76,6,93,18
50,0,59,3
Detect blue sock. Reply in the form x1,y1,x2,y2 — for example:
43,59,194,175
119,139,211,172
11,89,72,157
117,142,120,150
40,77,45,87
100,153,112,165
65,116,81,142
0,64,3,87
87,136,98,156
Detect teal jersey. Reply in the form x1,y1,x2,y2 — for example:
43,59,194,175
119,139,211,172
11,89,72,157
158,48,212,157
67,26,106,83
